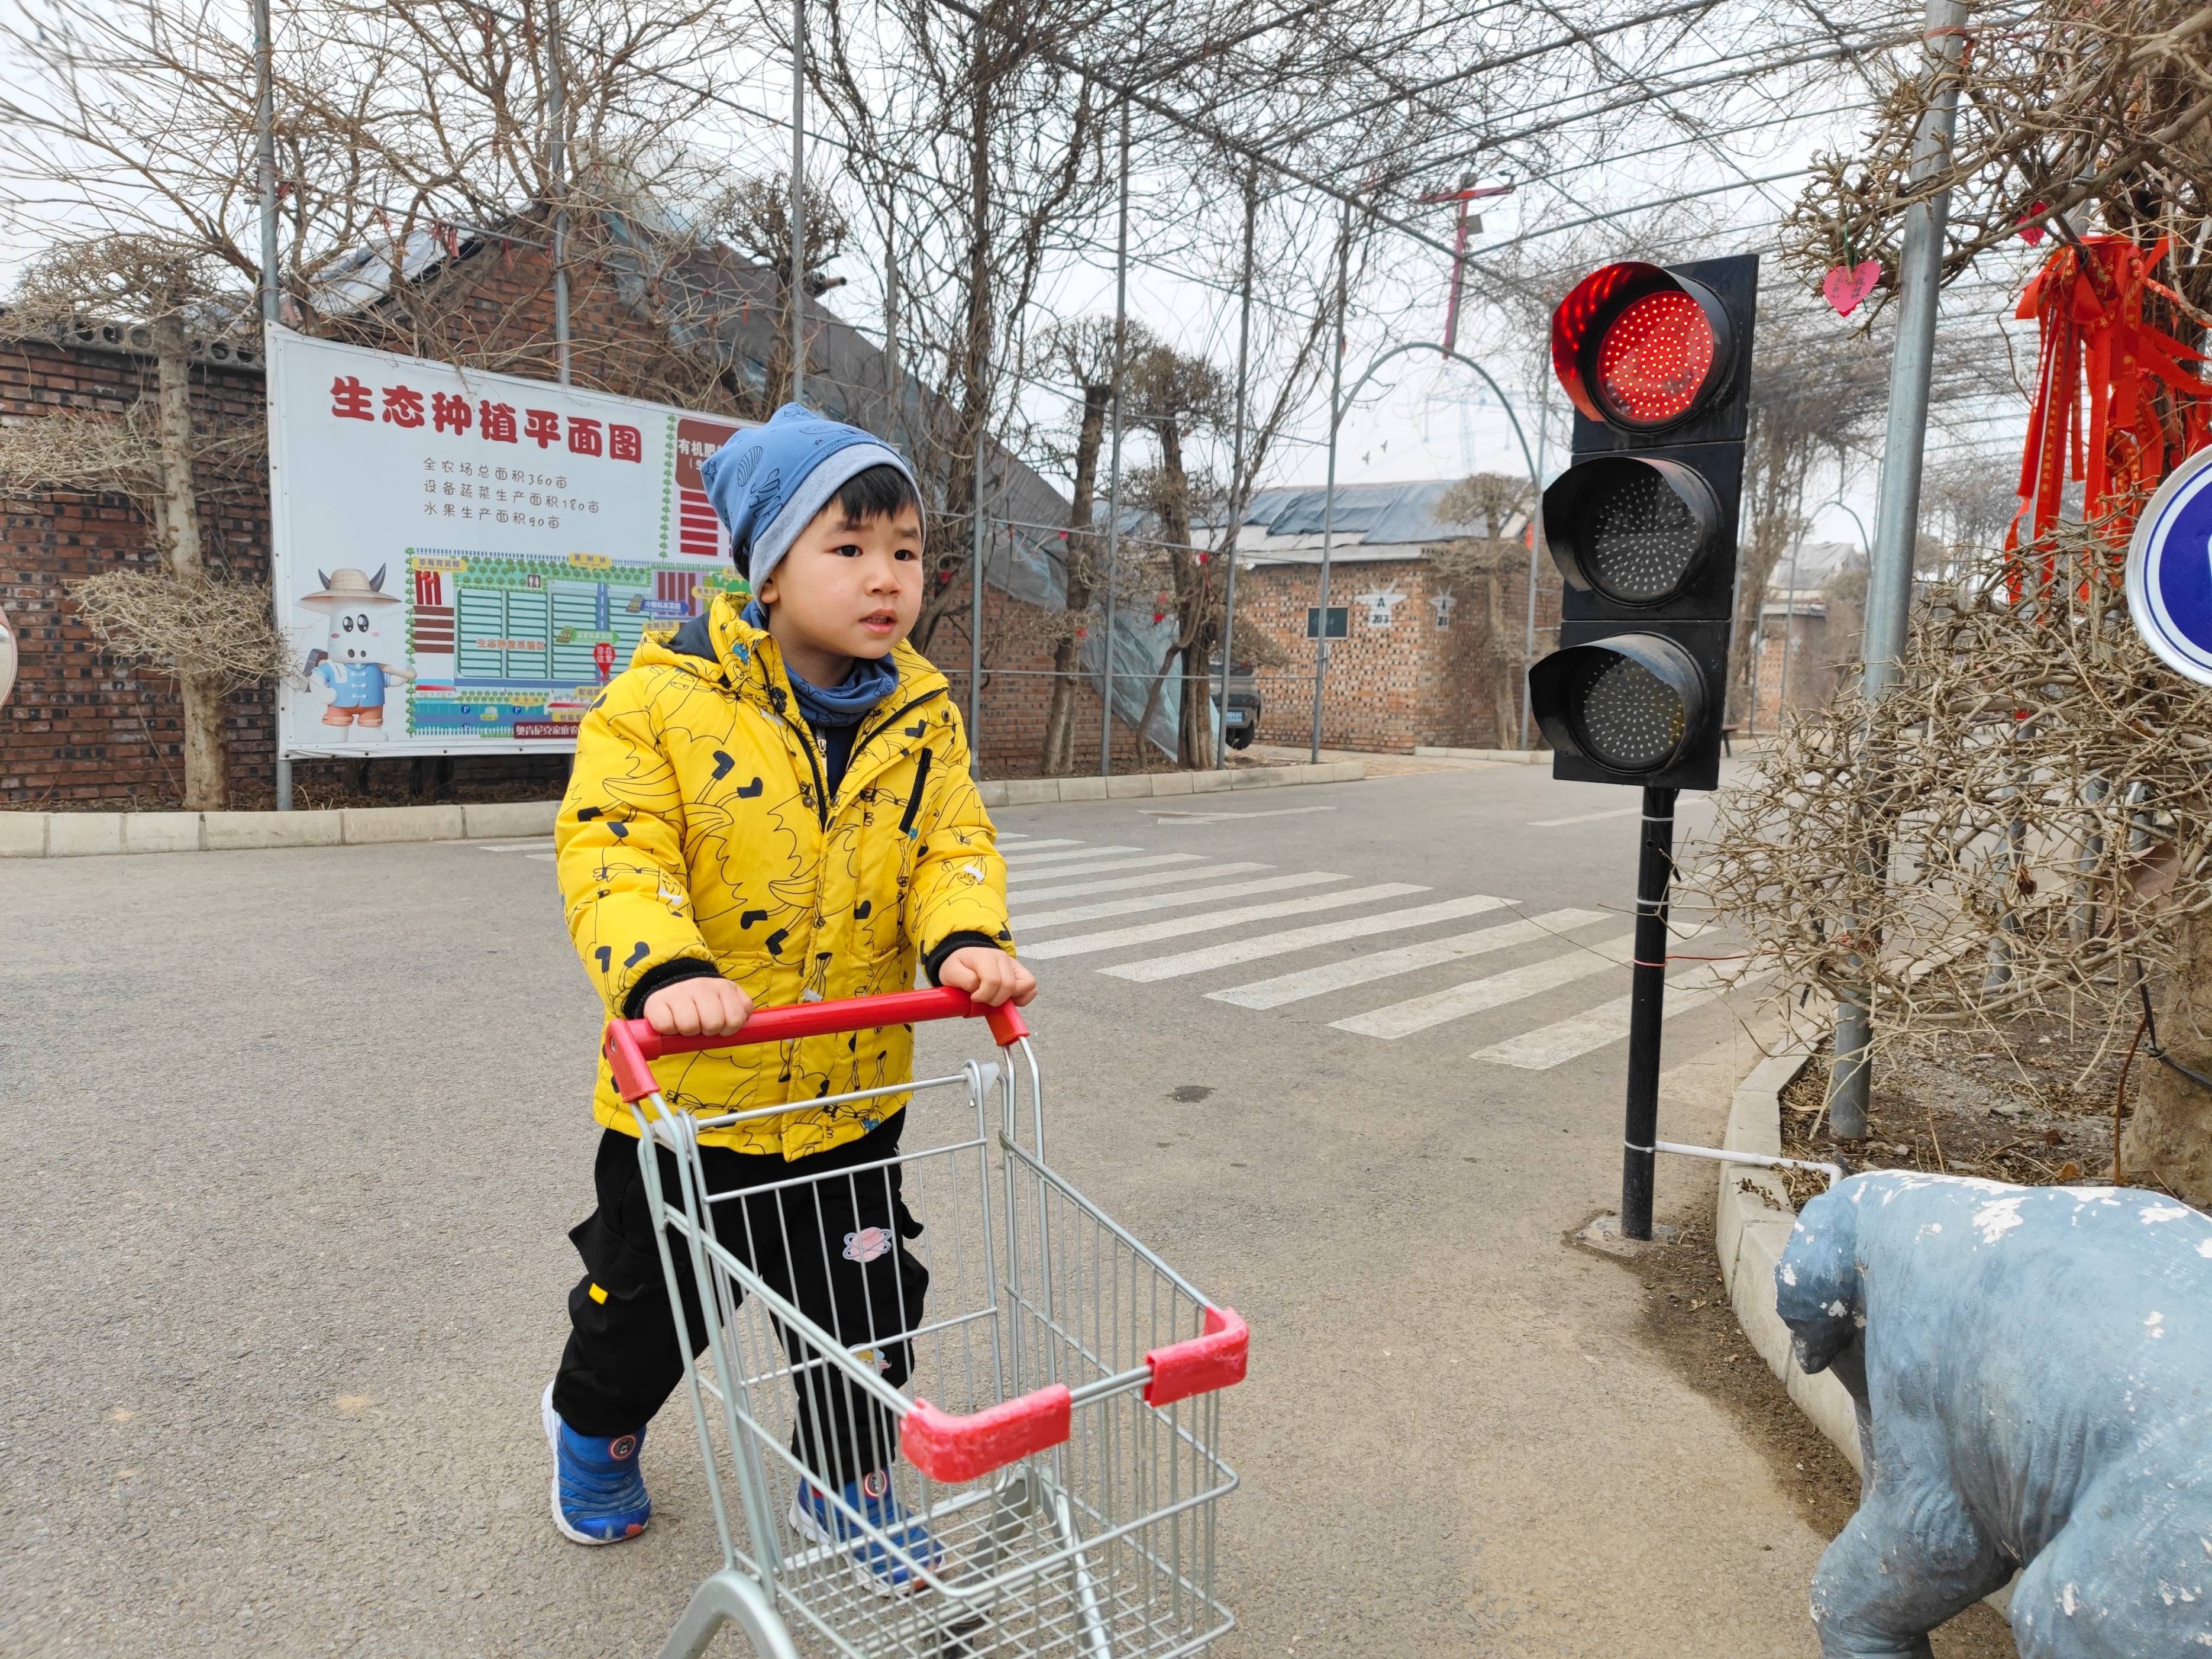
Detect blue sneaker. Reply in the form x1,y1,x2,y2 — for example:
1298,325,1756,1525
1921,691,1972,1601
541,1381,650,1545
788,1468,941,1595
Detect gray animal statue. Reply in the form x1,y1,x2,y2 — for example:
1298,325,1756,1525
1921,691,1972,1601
1776,1170,2212,1658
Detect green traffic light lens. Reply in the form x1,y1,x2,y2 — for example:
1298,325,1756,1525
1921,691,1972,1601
1585,466,1704,602
1574,653,1685,771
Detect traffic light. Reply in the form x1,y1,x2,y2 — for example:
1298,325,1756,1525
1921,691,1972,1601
1526,255,1758,791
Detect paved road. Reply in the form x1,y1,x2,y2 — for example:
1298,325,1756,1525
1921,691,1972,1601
3,761,1834,1658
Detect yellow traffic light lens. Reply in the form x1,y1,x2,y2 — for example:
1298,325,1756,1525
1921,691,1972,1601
1586,466,1704,602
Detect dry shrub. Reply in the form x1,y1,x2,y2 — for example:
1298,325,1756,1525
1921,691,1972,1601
1684,522,2212,1083
72,571,294,689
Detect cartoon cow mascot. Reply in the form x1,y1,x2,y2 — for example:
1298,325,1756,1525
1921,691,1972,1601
301,566,414,741
1777,1170,2212,1657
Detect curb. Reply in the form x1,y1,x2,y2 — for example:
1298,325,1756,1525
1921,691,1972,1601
1714,1042,2019,1616
1713,1045,1866,1471
978,758,1364,808
1411,745,1548,764
1,799,558,858
0,761,1367,858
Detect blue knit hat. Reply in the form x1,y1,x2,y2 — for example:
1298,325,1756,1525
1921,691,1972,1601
697,404,921,586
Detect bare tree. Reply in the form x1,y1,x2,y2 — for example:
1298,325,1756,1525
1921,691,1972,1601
0,0,729,348
1122,337,1231,766
1719,307,1897,712
1783,0,2212,315
0,236,276,807
805,0,1118,653
1030,314,1154,774
697,172,852,409
1431,472,1535,746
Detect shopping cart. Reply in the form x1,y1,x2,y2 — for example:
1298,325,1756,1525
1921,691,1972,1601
602,987,1248,1659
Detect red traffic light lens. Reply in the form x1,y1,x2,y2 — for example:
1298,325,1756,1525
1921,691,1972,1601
1551,262,1735,431
1594,292,1716,428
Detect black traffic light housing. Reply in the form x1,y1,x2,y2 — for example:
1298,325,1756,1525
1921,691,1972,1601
1529,253,1758,791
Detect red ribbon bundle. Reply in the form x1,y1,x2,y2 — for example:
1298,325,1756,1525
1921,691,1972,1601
2008,235,2212,574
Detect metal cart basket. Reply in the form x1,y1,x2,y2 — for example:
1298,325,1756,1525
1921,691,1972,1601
602,987,1249,1659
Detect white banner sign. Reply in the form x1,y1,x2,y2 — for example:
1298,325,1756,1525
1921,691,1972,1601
267,326,750,756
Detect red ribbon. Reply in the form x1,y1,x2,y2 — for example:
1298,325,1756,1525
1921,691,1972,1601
2008,234,2212,589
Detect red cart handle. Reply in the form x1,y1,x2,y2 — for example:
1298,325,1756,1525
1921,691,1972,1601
605,986,1030,1102
1144,1307,1249,1406
901,1386,1073,1484
899,1307,1249,1482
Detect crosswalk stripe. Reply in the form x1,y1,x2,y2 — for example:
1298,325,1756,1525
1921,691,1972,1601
1006,861,1274,903
1021,883,1429,961
476,839,556,852
1015,872,1343,929
1005,853,1203,885
1471,965,1769,1069
1329,931,1636,1039
999,840,1091,859
1207,908,1614,1009
1100,893,1513,983
526,852,557,861
1002,844,1142,867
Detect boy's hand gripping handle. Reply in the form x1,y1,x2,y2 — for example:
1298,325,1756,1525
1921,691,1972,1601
604,985,1030,1102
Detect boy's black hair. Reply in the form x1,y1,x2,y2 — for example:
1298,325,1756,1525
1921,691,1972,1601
831,463,921,527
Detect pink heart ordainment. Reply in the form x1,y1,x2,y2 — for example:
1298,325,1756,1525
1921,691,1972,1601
2017,203,2049,246
1823,259,1882,318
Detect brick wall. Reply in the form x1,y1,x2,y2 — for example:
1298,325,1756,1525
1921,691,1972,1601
1,333,577,807
1227,555,1560,752
1,337,279,806
0,218,727,808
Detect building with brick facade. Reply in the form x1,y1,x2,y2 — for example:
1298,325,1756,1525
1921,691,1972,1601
1213,481,1560,753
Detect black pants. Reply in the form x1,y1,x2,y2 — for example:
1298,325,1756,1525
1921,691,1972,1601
552,1113,928,1490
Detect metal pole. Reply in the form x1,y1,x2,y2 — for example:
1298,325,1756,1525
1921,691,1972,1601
547,0,569,386
970,429,984,777
1827,0,1967,1140
1620,784,1679,1241
789,0,806,408
1723,540,1746,728
1745,611,1763,737
254,0,291,813
882,186,898,421
1218,171,1258,772
1775,525,1807,725
1309,201,1351,764
1520,343,1551,750
1098,97,1131,777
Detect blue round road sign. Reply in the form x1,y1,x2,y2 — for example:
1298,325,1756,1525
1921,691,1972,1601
2127,445,2212,686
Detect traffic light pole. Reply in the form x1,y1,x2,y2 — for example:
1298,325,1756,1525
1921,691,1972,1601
1620,785,1678,1241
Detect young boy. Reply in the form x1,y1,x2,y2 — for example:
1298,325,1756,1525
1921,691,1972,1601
541,404,1036,1589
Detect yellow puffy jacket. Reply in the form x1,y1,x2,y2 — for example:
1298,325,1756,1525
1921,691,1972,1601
556,592,1012,1157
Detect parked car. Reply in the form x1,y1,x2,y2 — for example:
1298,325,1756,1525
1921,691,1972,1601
1208,658,1261,750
